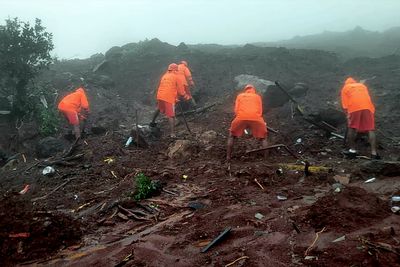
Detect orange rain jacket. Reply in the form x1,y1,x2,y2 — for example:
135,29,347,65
234,85,265,121
156,71,186,104
341,77,375,114
58,88,89,112
178,63,194,86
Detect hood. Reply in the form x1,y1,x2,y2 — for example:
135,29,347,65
75,87,85,94
345,77,357,85
244,84,256,94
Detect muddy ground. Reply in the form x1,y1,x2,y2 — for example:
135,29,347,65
1,98,400,266
1,42,400,266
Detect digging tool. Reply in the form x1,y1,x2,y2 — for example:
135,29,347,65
176,101,192,135
246,144,300,159
275,81,305,115
201,227,232,253
275,81,346,139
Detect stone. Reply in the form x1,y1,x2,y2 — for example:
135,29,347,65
167,140,192,159
360,160,400,176
234,74,274,94
199,130,217,144
36,137,66,158
333,174,350,185
255,213,265,220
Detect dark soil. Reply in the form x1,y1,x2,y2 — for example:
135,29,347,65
1,43,400,266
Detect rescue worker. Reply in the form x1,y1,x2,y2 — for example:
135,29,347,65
341,77,380,159
227,84,268,161
150,63,189,137
177,60,196,106
58,87,89,140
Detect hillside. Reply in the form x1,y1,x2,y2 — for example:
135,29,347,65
253,26,400,59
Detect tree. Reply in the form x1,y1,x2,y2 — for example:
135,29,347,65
0,18,54,118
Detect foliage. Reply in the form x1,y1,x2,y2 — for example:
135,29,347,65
0,17,54,118
133,173,158,201
37,105,60,136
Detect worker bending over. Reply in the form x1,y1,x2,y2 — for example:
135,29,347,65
227,84,268,161
58,87,90,140
177,60,196,106
341,77,380,159
151,63,189,137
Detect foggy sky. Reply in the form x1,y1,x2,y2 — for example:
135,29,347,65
1,0,399,59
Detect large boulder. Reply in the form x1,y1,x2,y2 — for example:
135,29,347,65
234,74,274,94
36,137,67,158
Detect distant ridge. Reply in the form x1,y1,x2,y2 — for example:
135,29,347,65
252,26,400,59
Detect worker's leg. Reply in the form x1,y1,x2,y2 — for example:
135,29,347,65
190,97,197,107
261,137,269,159
347,128,357,152
226,135,235,161
368,130,377,156
150,109,160,125
228,118,246,161
73,124,81,140
169,117,176,137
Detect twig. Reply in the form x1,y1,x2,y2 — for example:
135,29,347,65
118,205,152,221
115,250,134,267
162,188,178,196
361,238,400,256
305,227,326,256
246,144,300,159
31,178,75,202
225,256,249,267
253,178,264,190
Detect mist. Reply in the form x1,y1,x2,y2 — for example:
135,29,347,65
1,0,399,58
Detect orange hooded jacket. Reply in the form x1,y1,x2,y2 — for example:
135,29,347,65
156,71,185,104
341,77,375,114
178,63,194,86
234,85,265,122
58,88,89,112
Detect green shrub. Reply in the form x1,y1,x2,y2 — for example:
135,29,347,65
134,173,158,201
37,106,60,136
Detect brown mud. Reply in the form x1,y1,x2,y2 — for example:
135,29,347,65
1,43,400,266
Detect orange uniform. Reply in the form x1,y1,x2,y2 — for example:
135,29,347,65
58,88,89,125
341,77,375,114
341,77,375,132
156,69,186,118
156,71,186,104
230,85,267,138
178,62,194,97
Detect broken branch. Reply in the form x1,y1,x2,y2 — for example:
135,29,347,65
305,227,326,256
224,256,249,267
253,178,264,190
31,178,76,202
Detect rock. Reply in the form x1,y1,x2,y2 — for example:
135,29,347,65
309,108,346,127
360,160,400,176
333,174,350,185
167,140,192,159
188,202,205,210
289,83,309,98
105,46,124,60
36,137,66,158
234,74,274,94
263,84,290,108
199,130,217,144
255,213,265,220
